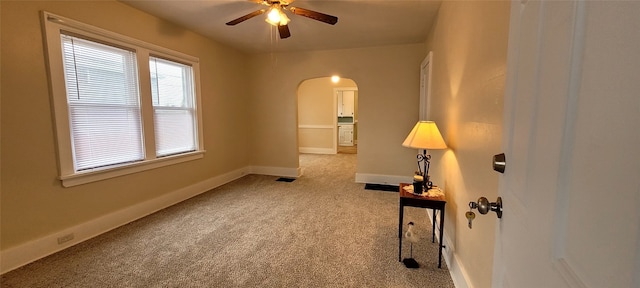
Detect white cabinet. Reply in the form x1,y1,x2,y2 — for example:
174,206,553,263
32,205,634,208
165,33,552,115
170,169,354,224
338,124,354,146
337,90,355,117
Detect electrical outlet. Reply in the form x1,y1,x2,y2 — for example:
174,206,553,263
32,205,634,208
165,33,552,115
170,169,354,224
57,233,74,245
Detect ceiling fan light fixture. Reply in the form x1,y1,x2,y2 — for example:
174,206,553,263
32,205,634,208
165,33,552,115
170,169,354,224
226,1,337,39
265,6,289,26
279,11,290,25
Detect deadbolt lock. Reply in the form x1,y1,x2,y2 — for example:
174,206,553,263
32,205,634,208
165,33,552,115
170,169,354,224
493,153,506,173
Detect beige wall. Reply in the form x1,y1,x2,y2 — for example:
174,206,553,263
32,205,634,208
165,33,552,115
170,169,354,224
0,1,250,249
248,45,426,173
424,1,510,287
298,129,333,149
297,77,357,151
298,77,358,126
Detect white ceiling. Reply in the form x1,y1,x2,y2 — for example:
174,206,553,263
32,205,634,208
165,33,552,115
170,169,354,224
119,0,442,54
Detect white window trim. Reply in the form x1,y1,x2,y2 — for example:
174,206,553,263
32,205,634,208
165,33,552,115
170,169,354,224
42,11,205,187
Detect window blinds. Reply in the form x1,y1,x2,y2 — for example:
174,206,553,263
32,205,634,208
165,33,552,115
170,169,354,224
61,34,144,171
149,57,197,157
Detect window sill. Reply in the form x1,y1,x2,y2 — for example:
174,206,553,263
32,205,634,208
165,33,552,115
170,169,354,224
60,150,205,187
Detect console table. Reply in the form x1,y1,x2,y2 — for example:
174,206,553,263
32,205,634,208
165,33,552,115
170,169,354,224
398,183,446,268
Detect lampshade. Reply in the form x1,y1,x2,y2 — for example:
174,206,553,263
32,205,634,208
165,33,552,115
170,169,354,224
402,121,447,150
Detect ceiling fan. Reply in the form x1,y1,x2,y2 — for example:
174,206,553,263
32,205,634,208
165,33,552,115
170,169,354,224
225,0,338,39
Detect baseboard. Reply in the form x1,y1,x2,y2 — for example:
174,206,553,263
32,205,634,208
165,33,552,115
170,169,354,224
249,165,301,178
425,209,472,288
448,253,473,288
298,147,336,155
0,167,251,274
354,173,413,185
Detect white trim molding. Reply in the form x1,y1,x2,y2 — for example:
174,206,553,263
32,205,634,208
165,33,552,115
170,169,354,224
354,173,413,185
249,165,301,178
424,209,471,288
298,124,334,129
420,51,433,121
299,147,335,154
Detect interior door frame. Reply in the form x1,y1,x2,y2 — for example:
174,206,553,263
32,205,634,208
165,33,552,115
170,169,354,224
419,51,433,121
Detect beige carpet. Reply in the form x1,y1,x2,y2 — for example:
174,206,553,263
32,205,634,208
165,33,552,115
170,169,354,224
1,154,455,288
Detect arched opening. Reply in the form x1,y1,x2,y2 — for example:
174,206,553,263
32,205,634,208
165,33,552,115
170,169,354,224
296,76,358,155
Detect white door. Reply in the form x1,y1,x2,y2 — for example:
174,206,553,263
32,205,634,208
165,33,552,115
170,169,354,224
493,1,640,287
419,52,432,121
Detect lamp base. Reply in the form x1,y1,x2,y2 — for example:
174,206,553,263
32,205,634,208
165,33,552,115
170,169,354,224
423,175,432,191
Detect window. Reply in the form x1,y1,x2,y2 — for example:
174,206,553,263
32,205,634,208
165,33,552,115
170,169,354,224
61,34,144,171
150,57,197,157
43,12,204,187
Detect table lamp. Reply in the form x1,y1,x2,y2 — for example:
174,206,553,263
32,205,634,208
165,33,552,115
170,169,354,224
402,121,447,192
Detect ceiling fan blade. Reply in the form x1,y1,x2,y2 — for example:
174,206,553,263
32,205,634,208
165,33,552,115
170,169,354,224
289,7,338,25
278,24,291,39
226,9,266,25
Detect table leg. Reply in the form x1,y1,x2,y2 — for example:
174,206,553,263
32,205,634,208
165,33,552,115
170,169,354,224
432,209,436,243
398,204,403,262
438,206,445,268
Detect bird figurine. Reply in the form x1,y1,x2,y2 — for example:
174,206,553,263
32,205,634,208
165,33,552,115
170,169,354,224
403,222,420,268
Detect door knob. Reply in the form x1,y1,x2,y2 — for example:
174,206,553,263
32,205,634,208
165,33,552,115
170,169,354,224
493,153,506,173
469,197,503,218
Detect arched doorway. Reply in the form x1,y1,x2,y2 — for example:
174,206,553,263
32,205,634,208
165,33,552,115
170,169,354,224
297,76,358,155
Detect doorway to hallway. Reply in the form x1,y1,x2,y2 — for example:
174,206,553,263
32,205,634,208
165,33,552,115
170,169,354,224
297,76,358,155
